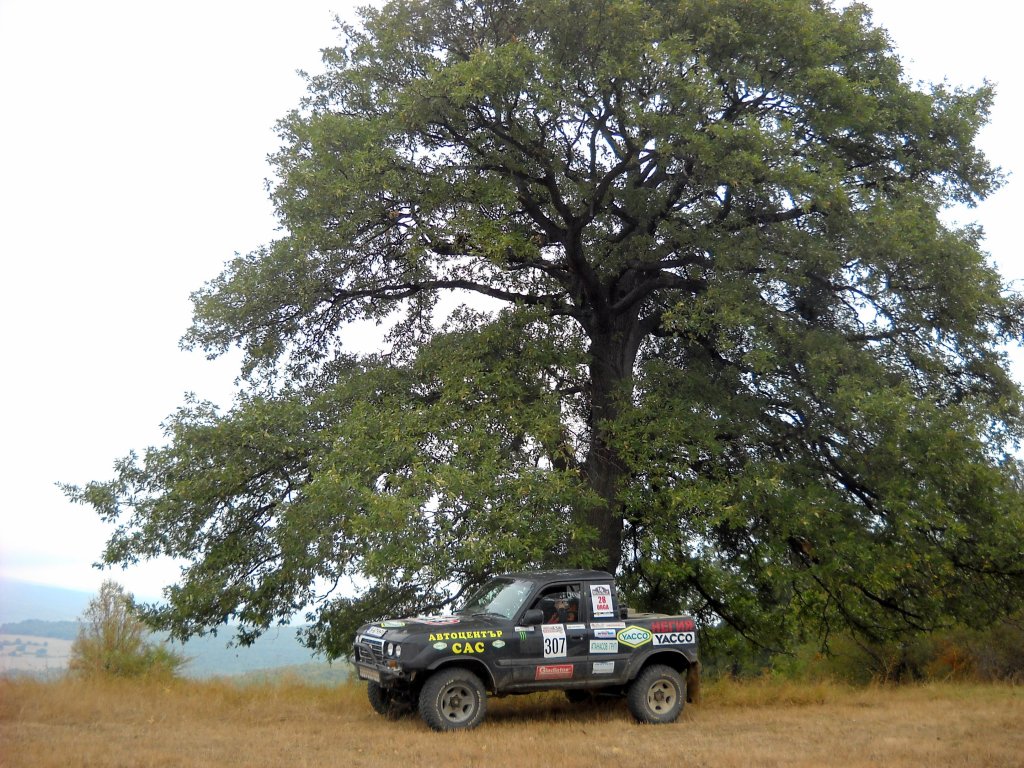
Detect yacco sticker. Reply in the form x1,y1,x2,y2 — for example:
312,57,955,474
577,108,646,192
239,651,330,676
653,632,696,646
432,642,447,650
364,625,388,638
590,584,615,618
542,624,567,658
590,621,625,630
592,628,617,639
592,661,615,675
492,640,506,649
427,630,503,642
649,618,696,634
535,664,574,681
589,639,618,654
616,626,653,648
415,616,461,626
380,620,406,628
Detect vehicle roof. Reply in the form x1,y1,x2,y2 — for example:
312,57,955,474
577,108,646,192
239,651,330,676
499,569,614,582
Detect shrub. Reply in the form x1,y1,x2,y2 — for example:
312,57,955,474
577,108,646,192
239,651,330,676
69,580,185,679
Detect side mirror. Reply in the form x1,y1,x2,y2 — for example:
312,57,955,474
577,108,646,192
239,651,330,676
521,608,544,626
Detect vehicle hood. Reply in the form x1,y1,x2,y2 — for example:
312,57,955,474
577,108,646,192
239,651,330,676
356,614,507,642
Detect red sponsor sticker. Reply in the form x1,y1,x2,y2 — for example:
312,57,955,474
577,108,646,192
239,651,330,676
535,663,574,681
649,618,695,634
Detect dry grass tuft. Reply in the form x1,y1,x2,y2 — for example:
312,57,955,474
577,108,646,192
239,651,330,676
1,676,1021,767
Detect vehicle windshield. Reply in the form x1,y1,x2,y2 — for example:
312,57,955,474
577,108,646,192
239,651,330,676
457,578,534,619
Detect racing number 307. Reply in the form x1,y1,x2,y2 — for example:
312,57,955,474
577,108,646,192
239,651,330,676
544,636,566,657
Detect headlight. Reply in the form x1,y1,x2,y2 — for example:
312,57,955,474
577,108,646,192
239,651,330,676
395,644,402,658
386,642,395,657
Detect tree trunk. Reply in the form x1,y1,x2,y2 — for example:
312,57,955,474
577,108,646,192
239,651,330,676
572,308,645,573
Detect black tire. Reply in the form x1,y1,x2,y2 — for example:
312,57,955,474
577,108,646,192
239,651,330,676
367,681,414,719
418,669,487,731
626,664,685,724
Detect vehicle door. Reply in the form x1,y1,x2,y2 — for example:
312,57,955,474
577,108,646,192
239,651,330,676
584,579,630,682
504,581,589,687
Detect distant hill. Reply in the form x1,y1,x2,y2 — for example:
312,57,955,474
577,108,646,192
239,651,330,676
0,620,78,640
168,626,331,678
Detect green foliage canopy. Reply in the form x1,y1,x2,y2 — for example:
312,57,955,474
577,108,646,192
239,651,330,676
66,0,1024,657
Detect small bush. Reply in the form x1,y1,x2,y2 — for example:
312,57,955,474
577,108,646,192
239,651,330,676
69,580,185,679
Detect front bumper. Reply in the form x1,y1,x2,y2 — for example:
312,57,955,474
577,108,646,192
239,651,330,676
354,634,410,685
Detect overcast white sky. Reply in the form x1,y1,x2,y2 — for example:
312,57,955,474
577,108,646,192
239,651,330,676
1,0,1021,602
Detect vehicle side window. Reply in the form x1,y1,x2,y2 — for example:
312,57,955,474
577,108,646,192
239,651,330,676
530,584,581,624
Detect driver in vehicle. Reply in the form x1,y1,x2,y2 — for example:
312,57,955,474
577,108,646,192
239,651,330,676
545,595,578,623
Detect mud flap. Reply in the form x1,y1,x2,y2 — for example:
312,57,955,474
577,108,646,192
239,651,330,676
686,661,701,704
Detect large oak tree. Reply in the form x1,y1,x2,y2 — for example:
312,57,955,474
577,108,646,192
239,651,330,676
67,0,1024,656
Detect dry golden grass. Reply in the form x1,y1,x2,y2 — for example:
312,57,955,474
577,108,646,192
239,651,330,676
1,675,1021,767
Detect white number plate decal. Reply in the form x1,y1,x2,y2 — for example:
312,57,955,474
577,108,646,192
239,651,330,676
357,666,380,683
541,624,567,658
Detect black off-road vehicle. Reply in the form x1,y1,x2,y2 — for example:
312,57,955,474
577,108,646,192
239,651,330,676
353,569,699,730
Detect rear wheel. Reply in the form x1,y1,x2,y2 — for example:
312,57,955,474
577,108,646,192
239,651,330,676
626,664,685,724
418,669,487,731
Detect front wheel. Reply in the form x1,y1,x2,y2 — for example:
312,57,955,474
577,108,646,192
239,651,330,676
418,669,487,731
367,681,414,719
627,664,685,724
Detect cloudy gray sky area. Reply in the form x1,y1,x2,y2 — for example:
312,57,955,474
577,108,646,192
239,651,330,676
1,1,1021,601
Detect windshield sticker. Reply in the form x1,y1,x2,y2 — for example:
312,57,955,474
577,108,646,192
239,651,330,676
592,661,615,675
535,663,573,681
380,620,405,628
590,639,618,654
616,626,653,648
590,584,615,617
653,631,696,646
541,624,567,658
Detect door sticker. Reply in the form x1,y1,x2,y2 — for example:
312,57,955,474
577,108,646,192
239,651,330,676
536,664,574,680
590,584,615,618
542,624,567,658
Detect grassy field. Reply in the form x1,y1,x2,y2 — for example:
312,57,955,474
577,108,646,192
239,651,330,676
1,676,1021,767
